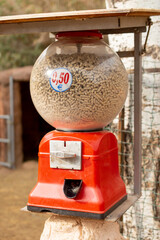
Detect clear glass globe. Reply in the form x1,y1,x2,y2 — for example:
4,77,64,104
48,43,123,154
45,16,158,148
30,31,128,131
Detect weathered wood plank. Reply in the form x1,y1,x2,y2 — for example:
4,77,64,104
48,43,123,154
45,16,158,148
105,195,139,221
0,9,160,24
21,194,139,222
0,16,147,35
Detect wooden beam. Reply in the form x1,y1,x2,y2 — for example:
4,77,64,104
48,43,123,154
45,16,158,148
1,8,158,35
0,16,147,35
0,66,32,84
0,9,160,24
117,51,134,58
21,194,139,222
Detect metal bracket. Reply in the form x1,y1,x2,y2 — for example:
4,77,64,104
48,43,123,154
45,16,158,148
50,140,82,170
141,18,153,54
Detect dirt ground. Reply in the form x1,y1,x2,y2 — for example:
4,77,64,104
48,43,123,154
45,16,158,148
0,161,48,240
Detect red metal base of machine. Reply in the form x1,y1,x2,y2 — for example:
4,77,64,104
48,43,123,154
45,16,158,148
27,195,127,219
27,130,127,219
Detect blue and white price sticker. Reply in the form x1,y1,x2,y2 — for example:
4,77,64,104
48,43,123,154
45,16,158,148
49,68,72,92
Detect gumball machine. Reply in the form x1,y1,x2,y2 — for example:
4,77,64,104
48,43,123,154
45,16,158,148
27,31,128,219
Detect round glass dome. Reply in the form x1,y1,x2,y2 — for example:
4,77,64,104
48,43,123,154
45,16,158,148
30,31,128,131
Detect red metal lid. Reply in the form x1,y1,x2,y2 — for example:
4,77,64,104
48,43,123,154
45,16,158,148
56,31,102,39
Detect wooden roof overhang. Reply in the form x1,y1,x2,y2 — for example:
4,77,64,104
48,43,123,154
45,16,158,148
0,9,160,35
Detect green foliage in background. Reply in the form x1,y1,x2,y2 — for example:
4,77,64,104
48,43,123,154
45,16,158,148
0,0,105,70
0,34,46,71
